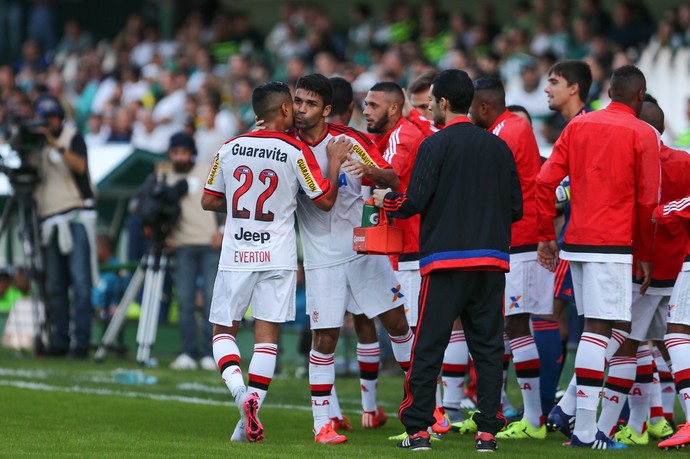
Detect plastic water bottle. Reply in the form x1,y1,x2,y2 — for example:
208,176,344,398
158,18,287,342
361,198,379,227
113,368,157,385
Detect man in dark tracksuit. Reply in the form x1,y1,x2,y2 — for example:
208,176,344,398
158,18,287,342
373,69,523,452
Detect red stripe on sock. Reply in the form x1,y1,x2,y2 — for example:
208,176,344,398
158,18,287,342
514,359,540,371
606,376,635,390
310,384,333,392
674,368,690,384
248,374,272,386
218,354,240,369
358,361,379,372
576,368,605,380
650,407,665,418
442,364,468,373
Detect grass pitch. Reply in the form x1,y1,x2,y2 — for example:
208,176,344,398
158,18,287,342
0,348,674,458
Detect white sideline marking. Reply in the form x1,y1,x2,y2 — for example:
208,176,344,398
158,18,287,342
0,379,313,411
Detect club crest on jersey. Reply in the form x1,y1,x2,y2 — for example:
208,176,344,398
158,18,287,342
352,144,377,167
207,152,220,185
297,158,318,191
509,296,522,309
391,284,404,302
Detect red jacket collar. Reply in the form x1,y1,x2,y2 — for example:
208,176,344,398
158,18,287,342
487,109,511,132
606,101,637,117
445,115,472,127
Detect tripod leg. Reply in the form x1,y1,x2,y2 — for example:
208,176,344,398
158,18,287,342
136,254,157,363
94,262,145,362
140,255,167,364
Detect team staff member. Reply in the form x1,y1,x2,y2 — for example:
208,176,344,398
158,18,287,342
469,76,550,440
536,65,660,450
32,94,96,358
374,69,523,452
202,81,341,443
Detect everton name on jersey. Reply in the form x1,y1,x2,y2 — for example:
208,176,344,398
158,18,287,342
204,131,331,271
295,123,392,269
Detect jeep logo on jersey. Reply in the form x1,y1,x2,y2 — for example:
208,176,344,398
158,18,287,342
297,158,318,191
234,227,271,243
207,152,220,185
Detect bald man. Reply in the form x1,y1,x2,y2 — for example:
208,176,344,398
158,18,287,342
535,65,660,449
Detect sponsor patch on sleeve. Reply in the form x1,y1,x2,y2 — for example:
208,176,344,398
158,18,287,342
297,158,318,191
207,152,220,185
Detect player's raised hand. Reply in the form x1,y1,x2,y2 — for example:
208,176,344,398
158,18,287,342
537,240,559,272
253,118,266,132
326,136,352,164
401,88,414,118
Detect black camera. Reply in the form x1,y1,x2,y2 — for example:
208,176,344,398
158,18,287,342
9,117,47,154
135,175,189,240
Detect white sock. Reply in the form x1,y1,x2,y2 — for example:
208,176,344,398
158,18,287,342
442,330,468,410
328,384,343,420
596,356,636,437
573,332,608,443
213,334,245,400
357,342,380,412
247,343,277,410
510,335,542,428
309,350,335,432
389,329,413,373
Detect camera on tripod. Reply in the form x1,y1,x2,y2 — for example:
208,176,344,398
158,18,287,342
9,117,48,153
135,175,189,242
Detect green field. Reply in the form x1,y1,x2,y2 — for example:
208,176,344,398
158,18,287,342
0,345,678,458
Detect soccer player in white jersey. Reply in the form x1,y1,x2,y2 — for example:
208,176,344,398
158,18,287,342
292,74,414,444
201,81,342,443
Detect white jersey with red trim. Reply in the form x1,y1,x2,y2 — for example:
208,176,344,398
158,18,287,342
296,123,392,269
204,130,331,271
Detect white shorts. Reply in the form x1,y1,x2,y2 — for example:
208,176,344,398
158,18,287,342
209,270,296,327
504,259,554,316
571,261,632,321
305,255,405,330
667,271,690,326
629,289,668,341
396,269,421,327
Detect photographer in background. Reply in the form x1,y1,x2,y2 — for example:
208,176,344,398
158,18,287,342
32,94,96,358
135,132,221,370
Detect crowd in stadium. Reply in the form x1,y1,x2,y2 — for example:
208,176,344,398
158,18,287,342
2,0,690,153
2,0,690,453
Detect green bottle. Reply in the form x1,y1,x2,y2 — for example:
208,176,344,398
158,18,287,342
361,198,379,227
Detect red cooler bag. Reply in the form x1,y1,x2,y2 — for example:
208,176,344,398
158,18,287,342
353,209,403,255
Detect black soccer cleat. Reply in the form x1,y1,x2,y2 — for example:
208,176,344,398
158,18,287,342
476,432,498,453
396,431,432,451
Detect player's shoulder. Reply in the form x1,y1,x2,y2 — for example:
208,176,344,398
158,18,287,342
328,123,375,147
